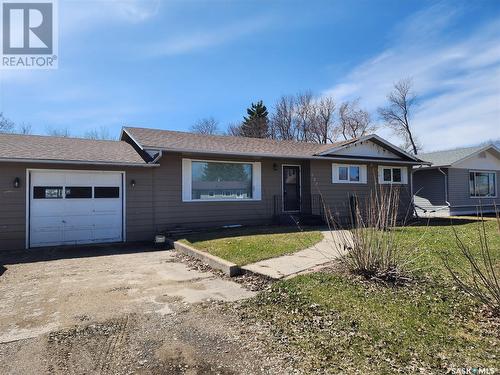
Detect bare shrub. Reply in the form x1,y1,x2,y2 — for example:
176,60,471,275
325,185,423,283
442,209,500,316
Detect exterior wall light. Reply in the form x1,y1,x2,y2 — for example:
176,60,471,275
13,177,20,188
130,179,136,188
273,163,278,171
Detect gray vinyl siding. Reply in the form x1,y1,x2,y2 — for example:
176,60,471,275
0,162,155,251
150,152,310,230
448,168,500,213
1,155,418,251
309,160,413,221
413,168,448,210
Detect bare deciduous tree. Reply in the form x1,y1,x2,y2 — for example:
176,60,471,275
46,126,71,138
270,95,297,141
226,122,242,136
17,123,32,135
337,100,375,140
0,113,15,133
310,96,336,144
295,91,315,142
190,117,219,135
84,126,114,140
378,78,420,154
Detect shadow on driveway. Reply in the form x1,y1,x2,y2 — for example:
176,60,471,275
0,242,173,266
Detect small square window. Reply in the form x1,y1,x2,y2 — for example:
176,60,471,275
383,168,392,182
392,168,402,182
65,187,92,199
33,186,63,199
94,187,119,198
339,166,348,181
349,166,360,182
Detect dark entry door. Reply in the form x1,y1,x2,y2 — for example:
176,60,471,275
283,166,300,212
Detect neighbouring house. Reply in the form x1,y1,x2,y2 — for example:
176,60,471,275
413,144,500,216
0,128,425,251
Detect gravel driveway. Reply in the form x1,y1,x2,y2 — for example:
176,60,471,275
0,246,294,375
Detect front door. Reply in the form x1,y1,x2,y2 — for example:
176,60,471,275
283,166,300,212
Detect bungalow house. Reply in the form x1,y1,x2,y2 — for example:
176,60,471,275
0,127,425,251
413,144,500,216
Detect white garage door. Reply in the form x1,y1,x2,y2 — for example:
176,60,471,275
29,170,124,248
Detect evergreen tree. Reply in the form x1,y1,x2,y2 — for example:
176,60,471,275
240,101,269,138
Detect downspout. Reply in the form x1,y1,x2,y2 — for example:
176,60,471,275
438,167,451,208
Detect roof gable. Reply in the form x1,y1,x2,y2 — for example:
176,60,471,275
318,134,424,162
452,146,500,169
325,139,398,158
420,144,500,167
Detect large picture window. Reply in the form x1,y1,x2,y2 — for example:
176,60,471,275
183,159,261,201
469,171,496,197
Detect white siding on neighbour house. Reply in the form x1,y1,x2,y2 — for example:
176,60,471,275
453,150,500,170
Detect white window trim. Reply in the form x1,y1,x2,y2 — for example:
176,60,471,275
378,166,408,185
469,170,497,199
182,158,261,202
332,164,367,184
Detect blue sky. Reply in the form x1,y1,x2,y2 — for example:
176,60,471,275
0,0,499,151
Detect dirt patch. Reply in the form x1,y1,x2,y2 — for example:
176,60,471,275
173,252,274,292
1,304,299,375
0,249,297,374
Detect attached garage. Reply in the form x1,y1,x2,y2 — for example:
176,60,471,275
0,133,156,251
29,170,125,248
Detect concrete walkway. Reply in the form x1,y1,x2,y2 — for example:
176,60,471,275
241,230,352,279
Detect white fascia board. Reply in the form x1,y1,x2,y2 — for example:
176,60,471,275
120,127,144,150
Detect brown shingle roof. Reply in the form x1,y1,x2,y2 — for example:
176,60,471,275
0,133,147,165
123,127,355,158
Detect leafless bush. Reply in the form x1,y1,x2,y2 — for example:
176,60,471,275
442,209,500,316
325,185,423,283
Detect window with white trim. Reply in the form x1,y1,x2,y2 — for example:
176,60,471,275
378,166,407,184
332,164,367,184
469,171,496,197
182,159,262,201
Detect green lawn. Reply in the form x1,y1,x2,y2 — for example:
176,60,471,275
395,219,500,279
241,219,500,374
179,226,323,266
